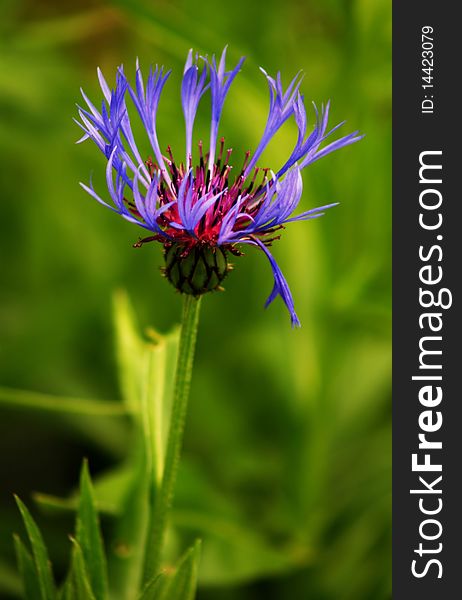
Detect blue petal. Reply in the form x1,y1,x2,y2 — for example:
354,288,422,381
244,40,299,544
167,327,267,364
208,47,245,168
176,171,195,234
244,69,302,176
226,168,303,238
301,131,365,167
217,197,246,244
283,202,339,223
132,170,172,233
97,67,111,102
78,70,150,190
127,64,171,185
79,181,118,212
105,147,133,213
188,190,225,230
277,96,363,175
265,167,303,225
182,50,209,162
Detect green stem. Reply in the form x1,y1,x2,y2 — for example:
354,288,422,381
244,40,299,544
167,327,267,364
143,294,202,583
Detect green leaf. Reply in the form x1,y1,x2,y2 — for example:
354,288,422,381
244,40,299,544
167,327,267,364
0,386,129,457
136,573,165,600
137,573,165,600
173,510,307,586
34,463,135,517
139,541,201,600
75,461,108,600
107,317,179,598
13,535,41,600
0,386,126,417
113,288,181,483
15,496,56,600
0,559,22,597
107,453,151,600
113,290,147,415
113,291,180,480
112,289,181,594
159,540,201,600
60,538,97,600
140,325,180,492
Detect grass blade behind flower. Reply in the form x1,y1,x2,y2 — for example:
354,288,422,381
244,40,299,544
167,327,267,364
14,497,56,600
107,454,150,600
13,534,42,600
139,540,201,600
61,538,97,600
75,461,108,600
113,290,180,485
0,386,126,416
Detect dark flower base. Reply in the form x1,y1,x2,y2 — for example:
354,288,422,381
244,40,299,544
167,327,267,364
162,244,231,296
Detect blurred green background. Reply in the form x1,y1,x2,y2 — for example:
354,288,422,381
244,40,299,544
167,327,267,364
0,0,391,598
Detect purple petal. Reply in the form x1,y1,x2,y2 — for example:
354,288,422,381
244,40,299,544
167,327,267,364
79,181,118,212
127,64,171,184
176,170,195,233
301,132,365,167
188,190,225,230
97,67,111,103
182,51,209,161
208,48,245,168
283,202,338,223
244,69,302,176
244,237,300,327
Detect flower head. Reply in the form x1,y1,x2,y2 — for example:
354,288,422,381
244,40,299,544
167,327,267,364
76,48,362,326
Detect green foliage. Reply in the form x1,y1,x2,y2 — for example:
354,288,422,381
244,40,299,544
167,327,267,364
14,498,56,600
0,388,127,417
61,539,96,600
15,460,201,600
109,290,181,599
107,459,150,599
139,542,201,600
1,0,391,598
75,462,108,600
13,296,202,599
142,296,201,582
13,536,42,600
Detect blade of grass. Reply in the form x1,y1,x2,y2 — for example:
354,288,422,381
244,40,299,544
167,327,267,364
75,461,108,600
34,462,135,517
0,560,22,597
113,290,146,415
107,449,150,600
140,337,177,494
172,509,310,585
61,538,97,600
14,496,56,600
0,386,127,416
113,288,180,484
139,541,201,600
137,574,164,600
0,386,129,458
158,540,201,600
13,535,41,600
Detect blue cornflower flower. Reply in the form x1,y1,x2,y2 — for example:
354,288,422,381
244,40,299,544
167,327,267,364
76,47,362,326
